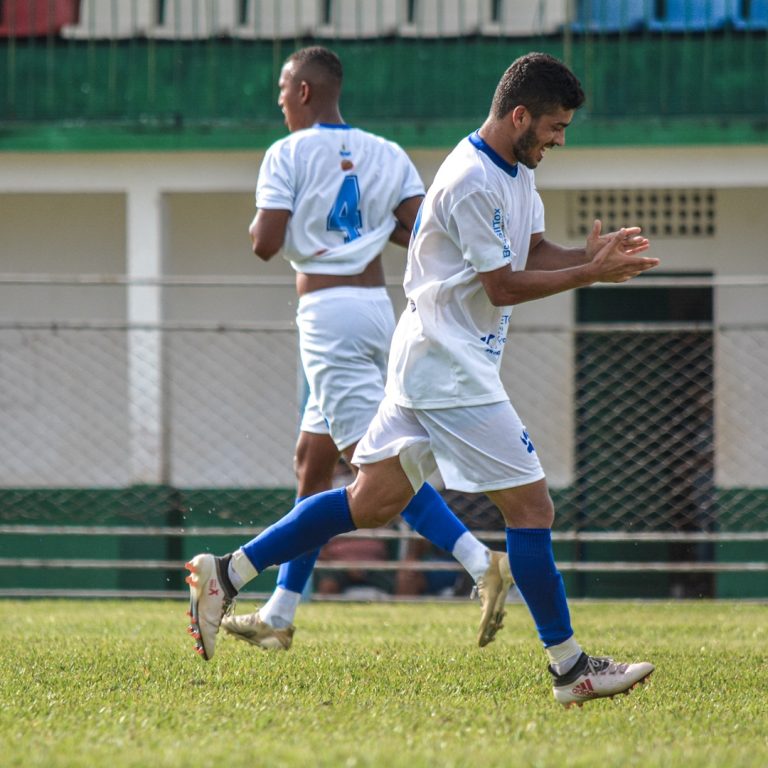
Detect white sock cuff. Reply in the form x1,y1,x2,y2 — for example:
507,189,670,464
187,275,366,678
545,635,582,666
452,531,491,583
230,548,258,589
259,586,302,627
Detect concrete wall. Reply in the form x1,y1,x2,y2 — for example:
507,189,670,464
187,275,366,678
1,145,767,488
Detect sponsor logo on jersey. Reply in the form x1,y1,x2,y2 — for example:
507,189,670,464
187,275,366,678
340,144,354,171
480,314,510,357
492,208,512,261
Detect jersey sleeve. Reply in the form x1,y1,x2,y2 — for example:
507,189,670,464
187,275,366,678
448,190,513,273
531,188,545,234
396,147,426,203
255,141,295,211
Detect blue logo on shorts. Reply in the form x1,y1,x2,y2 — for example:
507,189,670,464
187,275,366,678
520,430,535,454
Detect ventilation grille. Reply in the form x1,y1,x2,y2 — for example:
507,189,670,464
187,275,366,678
567,189,717,239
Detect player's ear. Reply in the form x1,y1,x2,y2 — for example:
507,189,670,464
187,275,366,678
511,105,528,129
298,80,311,105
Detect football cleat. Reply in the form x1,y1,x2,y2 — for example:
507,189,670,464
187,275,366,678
552,653,655,707
221,611,295,651
474,549,515,647
185,553,236,660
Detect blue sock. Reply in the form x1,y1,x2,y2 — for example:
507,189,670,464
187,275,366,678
401,483,468,554
276,549,320,594
242,488,355,574
505,528,573,647
275,496,320,594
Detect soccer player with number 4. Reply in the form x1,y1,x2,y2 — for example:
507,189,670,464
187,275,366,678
186,50,659,706
209,46,513,653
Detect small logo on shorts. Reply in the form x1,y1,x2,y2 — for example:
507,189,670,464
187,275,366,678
520,430,535,454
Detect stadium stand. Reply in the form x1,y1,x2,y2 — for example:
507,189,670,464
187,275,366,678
731,0,768,29
571,0,648,33
21,0,763,41
481,0,567,36
0,0,78,36
313,0,400,38
61,0,154,39
647,0,732,32
234,0,320,39
152,0,239,39
398,0,483,37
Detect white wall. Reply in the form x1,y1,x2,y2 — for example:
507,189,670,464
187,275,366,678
1,144,766,488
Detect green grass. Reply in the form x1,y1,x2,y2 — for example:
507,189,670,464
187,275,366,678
1,600,766,767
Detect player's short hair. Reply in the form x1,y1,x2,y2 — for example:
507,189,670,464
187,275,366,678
490,52,585,119
286,46,343,87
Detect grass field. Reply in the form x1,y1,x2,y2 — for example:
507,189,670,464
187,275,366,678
2,599,766,768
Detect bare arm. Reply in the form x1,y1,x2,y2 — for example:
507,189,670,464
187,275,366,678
389,195,424,248
527,220,649,271
249,208,292,261
526,233,589,270
479,228,659,307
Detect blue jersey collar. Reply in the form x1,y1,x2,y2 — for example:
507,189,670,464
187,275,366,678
468,131,518,177
316,122,352,130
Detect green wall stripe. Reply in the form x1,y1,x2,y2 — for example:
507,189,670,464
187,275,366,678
2,35,768,151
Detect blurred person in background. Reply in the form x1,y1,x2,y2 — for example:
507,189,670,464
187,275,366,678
215,46,513,653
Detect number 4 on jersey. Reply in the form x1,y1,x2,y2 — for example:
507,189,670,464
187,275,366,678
327,175,362,242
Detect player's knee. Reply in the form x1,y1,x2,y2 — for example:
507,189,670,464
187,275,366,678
536,497,556,528
347,485,409,529
492,484,555,528
518,492,554,528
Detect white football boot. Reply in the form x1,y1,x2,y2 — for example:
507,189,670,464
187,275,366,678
475,550,515,647
552,653,655,707
221,611,295,651
185,553,236,660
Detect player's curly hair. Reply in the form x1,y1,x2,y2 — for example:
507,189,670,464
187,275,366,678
491,52,584,119
287,46,343,86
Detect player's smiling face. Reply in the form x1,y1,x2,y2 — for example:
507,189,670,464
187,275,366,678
277,61,306,132
513,107,574,169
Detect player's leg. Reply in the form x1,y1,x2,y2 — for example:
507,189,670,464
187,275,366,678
489,479,653,706
416,402,653,705
396,481,512,646
186,453,414,660
262,431,339,623
221,430,339,649
302,287,508,640
352,400,513,646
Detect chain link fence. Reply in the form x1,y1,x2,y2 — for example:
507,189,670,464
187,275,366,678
0,275,767,599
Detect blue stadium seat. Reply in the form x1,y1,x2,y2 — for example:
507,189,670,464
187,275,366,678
731,0,768,29
572,0,648,33
648,0,731,32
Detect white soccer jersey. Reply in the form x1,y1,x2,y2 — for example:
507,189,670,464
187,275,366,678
386,131,545,409
255,123,425,275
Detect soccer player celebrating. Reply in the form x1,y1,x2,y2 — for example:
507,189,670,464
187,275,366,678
186,51,658,706
216,46,513,653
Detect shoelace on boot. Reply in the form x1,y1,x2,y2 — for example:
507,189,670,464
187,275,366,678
586,656,630,676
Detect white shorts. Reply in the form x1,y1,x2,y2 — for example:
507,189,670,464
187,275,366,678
352,397,546,493
297,286,396,452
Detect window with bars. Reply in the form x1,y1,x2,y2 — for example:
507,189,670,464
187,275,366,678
568,188,717,239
